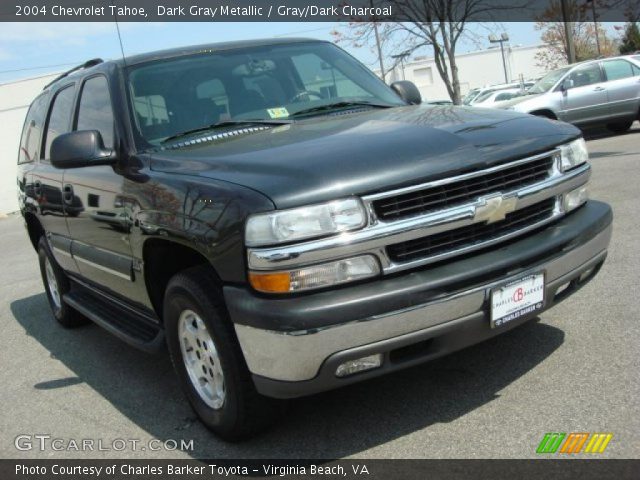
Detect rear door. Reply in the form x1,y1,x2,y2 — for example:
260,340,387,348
35,83,79,272
63,74,136,297
601,58,640,119
561,63,609,125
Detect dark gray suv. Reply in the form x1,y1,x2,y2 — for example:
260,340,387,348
17,38,612,440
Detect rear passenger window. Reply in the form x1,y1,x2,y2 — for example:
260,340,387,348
18,93,48,164
44,85,75,159
603,60,634,81
77,76,115,148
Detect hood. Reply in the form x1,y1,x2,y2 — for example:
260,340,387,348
150,105,579,209
495,92,546,110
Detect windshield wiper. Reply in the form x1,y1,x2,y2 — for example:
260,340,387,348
161,119,292,144
289,101,396,118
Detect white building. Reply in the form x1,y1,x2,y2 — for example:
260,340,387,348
384,44,550,102
0,73,59,214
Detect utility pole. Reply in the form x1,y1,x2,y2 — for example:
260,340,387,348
489,33,510,83
560,0,576,63
373,22,386,81
391,51,411,81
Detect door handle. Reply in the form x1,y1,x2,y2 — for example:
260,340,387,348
62,184,74,205
593,86,605,91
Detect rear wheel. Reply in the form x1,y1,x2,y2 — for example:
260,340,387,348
37,237,87,327
164,266,283,440
606,120,633,133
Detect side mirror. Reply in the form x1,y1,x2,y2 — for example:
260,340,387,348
50,130,116,169
390,80,422,105
561,78,574,92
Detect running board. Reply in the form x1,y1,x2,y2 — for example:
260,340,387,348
63,289,165,353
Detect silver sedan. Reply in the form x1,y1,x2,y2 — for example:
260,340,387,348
498,55,640,133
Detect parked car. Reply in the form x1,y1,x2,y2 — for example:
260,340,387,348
498,56,640,132
17,38,612,440
462,81,534,105
470,88,524,107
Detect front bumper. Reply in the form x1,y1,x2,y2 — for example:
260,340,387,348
225,201,612,399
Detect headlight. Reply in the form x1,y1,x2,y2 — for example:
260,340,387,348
249,255,380,293
563,184,589,212
559,138,588,172
245,198,366,247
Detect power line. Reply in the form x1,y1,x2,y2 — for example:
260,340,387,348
0,62,82,75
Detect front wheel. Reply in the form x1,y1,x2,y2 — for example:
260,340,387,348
606,120,633,133
164,266,283,440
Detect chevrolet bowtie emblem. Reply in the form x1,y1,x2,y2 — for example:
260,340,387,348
474,193,518,224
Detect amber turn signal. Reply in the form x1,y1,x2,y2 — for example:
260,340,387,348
249,271,291,293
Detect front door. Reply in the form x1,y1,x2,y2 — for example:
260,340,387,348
560,63,609,125
63,74,136,299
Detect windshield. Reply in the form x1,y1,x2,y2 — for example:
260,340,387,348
528,67,572,94
127,42,404,146
462,89,481,105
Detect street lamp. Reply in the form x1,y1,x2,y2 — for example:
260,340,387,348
489,33,510,84
391,51,411,81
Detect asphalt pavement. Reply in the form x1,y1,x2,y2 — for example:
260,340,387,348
0,125,638,459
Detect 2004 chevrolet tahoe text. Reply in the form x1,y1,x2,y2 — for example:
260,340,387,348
16,39,612,439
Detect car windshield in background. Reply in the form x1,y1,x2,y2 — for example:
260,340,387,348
127,42,404,146
462,89,480,105
528,66,572,94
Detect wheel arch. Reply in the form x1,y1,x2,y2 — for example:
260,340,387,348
24,212,45,251
142,238,223,320
529,109,558,120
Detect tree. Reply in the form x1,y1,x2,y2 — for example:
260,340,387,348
618,22,640,54
332,1,508,105
534,0,619,70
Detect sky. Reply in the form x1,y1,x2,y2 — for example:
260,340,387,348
0,21,623,84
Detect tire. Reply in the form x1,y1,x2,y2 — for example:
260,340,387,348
37,237,87,327
606,121,633,133
164,266,284,441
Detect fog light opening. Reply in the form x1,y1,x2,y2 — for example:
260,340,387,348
335,354,383,378
554,282,571,299
563,185,589,212
579,267,595,283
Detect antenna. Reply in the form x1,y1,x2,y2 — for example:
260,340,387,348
114,15,127,66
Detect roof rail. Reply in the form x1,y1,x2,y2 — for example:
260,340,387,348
42,58,104,90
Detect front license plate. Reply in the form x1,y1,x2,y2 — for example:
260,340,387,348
490,273,545,328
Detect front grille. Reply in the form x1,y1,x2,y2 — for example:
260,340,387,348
373,156,553,221
387,198,556,263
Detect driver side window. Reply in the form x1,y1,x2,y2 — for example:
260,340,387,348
568,65,603,88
